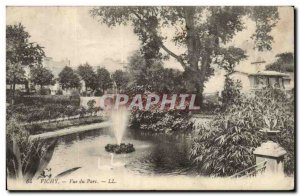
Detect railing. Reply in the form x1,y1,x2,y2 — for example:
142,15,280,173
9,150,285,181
230,160,267,178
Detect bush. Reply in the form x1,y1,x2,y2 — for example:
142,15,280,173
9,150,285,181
94,89,104,96
37,88,51,95
7,102,82,122
220,76,242,110
7,117,80,181
87,99,96,114
14,95,80,106
56,89,63,95
190,88,294,176
130,109,193,135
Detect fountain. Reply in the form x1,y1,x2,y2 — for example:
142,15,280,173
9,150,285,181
105,107,135,154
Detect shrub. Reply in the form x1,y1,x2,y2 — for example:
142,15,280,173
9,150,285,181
7,117,81,181
78,107,87,117
7,117,55,180
220,76,242,110
190,88,294,176
94,89,104,96
56,89,63,95
14,95,79,106
7,102,82,122
87,99,96,114
130,109,193,135
37,88,51,95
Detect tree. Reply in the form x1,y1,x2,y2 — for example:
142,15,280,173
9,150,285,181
220,76,242,110
90,6,279,105
111,69,129,92
266,52,294,72
214,46,247,74
125,51,192,94
30,65,54,89
58,66,81,90
6,23,45,103
125,50,164,93
96,67,113,94
77,63,98,92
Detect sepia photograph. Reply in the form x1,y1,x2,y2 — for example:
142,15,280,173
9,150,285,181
6,5,295,191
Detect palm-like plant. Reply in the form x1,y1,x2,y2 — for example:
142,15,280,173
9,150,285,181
7,118,80,181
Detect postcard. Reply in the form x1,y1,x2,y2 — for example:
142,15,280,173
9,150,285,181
6,6,295,191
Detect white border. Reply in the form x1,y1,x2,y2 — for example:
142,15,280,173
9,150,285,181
0,0,298,195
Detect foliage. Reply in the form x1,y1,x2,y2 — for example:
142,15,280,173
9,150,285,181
6,23,45,102
58,66,81,90
37,87,51,95
220,76,242,110
111,69,129,92
125,50,162,92
96,67,113,93
130,109,193,135
77,63,98,91
30,65,54,88
7,95,81,122
90,6,279,104
70,89,81,102
7,117,57,180
214,46,248,74
14,95,80,106
201,93,221,115
190,88,294,176
94,89,104,96
7,118,80,181
125,51,189,94
6,23,45,83
87,99,96,114
105,143,135,154
7,103,77,122
266,52,294,72
56,89,63,95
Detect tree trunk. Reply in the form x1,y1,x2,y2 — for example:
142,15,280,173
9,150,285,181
184,7,204,107
25,80,29,94
11,75,16,105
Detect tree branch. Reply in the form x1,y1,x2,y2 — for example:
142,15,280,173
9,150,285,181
159,42,186,69
131,10,187,69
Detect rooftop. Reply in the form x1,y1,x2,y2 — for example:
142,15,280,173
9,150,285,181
228,70,289,77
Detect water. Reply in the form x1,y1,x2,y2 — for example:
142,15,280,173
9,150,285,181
48,128,195,177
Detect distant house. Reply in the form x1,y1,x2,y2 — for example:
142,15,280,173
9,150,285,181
203,56,294,99
227,70,293,93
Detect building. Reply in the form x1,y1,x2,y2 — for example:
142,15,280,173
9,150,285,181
203,56,294,97
227,70,292,93
227,57,293,92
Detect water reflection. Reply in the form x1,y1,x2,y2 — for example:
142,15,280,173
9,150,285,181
50,128,195,177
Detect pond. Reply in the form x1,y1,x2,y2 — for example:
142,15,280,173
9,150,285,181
47,128,197,180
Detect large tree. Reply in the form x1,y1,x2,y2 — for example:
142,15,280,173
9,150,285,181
30,65,54,89
96,67,113,94
90,6,279,105
58,66,81,90
77,63,98,92
266,52,294,72
6,23,45,103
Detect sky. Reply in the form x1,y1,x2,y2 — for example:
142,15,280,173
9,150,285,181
6,6,294,73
